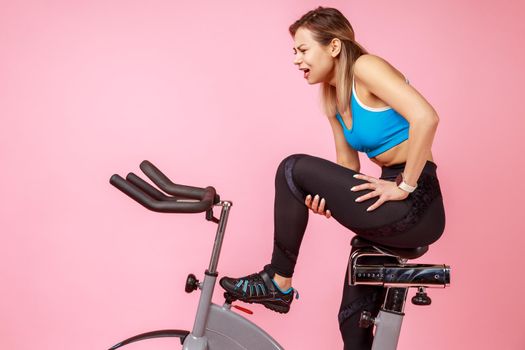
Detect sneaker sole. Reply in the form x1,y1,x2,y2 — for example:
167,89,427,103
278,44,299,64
232,295,291,314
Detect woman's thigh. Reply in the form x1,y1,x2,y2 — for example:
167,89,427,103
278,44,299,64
290,154,411,231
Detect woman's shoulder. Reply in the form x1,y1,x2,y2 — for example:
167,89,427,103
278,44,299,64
353,54,407,85
353,53,384,66
353,54,395,78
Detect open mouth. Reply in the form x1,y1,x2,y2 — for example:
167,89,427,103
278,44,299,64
303,69,310,78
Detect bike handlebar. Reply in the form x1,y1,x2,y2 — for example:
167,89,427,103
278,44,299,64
109,160,220,214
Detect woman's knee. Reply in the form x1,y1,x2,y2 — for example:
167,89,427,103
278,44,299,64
275,154,312,202
277,153,311,171
276,153,325,183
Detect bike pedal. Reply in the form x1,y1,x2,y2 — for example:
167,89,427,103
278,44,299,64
224,292,237,304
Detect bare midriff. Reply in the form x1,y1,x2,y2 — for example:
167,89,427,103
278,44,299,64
369,140,434,168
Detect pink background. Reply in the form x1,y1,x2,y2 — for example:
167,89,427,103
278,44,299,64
1,0,524,349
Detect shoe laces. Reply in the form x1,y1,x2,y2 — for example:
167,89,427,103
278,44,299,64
233,273,300,300
234,273,268,297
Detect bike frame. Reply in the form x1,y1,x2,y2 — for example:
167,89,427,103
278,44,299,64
109,200,284,350
349,247,450,350
182,200,284,350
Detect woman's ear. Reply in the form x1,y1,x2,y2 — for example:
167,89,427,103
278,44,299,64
330,38,342,57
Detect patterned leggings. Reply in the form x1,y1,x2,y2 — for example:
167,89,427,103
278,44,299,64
262,154,445,349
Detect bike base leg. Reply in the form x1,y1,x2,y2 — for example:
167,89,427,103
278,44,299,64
108,329,190,350
371,310,404,350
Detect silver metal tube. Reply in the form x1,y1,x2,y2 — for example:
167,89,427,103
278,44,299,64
188,201,232,341
372,311,404,350
208,201,232,274
191,274,217,338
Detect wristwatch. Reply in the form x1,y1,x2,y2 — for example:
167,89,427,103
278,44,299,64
395,172,417,193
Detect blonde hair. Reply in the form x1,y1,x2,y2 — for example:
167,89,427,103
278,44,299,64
289,6,368,118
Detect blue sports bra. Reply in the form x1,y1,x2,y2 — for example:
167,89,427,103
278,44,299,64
335,76,410,158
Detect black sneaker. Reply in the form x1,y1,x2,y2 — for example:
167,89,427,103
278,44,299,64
219,270,299,314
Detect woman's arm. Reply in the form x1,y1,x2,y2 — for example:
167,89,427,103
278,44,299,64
353,54,439,186
328,115,361,172
304,116,359,219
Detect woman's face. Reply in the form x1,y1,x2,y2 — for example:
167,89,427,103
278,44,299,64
293,27,339,85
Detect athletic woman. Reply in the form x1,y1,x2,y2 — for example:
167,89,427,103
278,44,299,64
220,6,445,349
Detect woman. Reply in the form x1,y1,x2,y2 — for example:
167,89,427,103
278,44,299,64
220,6,445,349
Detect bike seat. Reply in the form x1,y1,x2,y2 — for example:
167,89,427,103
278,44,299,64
351,236,428,260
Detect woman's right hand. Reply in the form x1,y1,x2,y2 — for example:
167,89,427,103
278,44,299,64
305,194,332,218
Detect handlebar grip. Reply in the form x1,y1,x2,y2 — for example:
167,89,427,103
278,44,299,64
126,172,179,202
140,160,206,200
109,174,216,213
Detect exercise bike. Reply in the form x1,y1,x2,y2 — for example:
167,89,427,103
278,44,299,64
349,237,450,350
108,160,451,350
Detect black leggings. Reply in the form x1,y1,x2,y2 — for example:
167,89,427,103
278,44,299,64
262,154,445,349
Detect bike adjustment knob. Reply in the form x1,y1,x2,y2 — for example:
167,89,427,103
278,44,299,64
185,273,199,293
412,287,432,306
359,310,375,328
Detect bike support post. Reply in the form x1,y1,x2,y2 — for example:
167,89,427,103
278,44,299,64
372,287,408,350
185,202,232,348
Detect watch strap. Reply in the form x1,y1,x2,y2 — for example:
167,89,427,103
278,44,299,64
398,180,417,193
396,172,417,193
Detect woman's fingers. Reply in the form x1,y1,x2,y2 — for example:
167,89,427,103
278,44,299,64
319,197,327,212
305,194,316,210
355,190,379,203
351,182,376,192
305,194,330,217
353,173,379,183
305,194,318,210
307,175,395,214
367,196,386,212
311,195,320,211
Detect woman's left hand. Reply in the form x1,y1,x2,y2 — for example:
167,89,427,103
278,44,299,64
351,173,410,212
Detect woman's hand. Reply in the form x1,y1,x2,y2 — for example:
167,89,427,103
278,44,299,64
351,173,410,211
305,194,332,218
